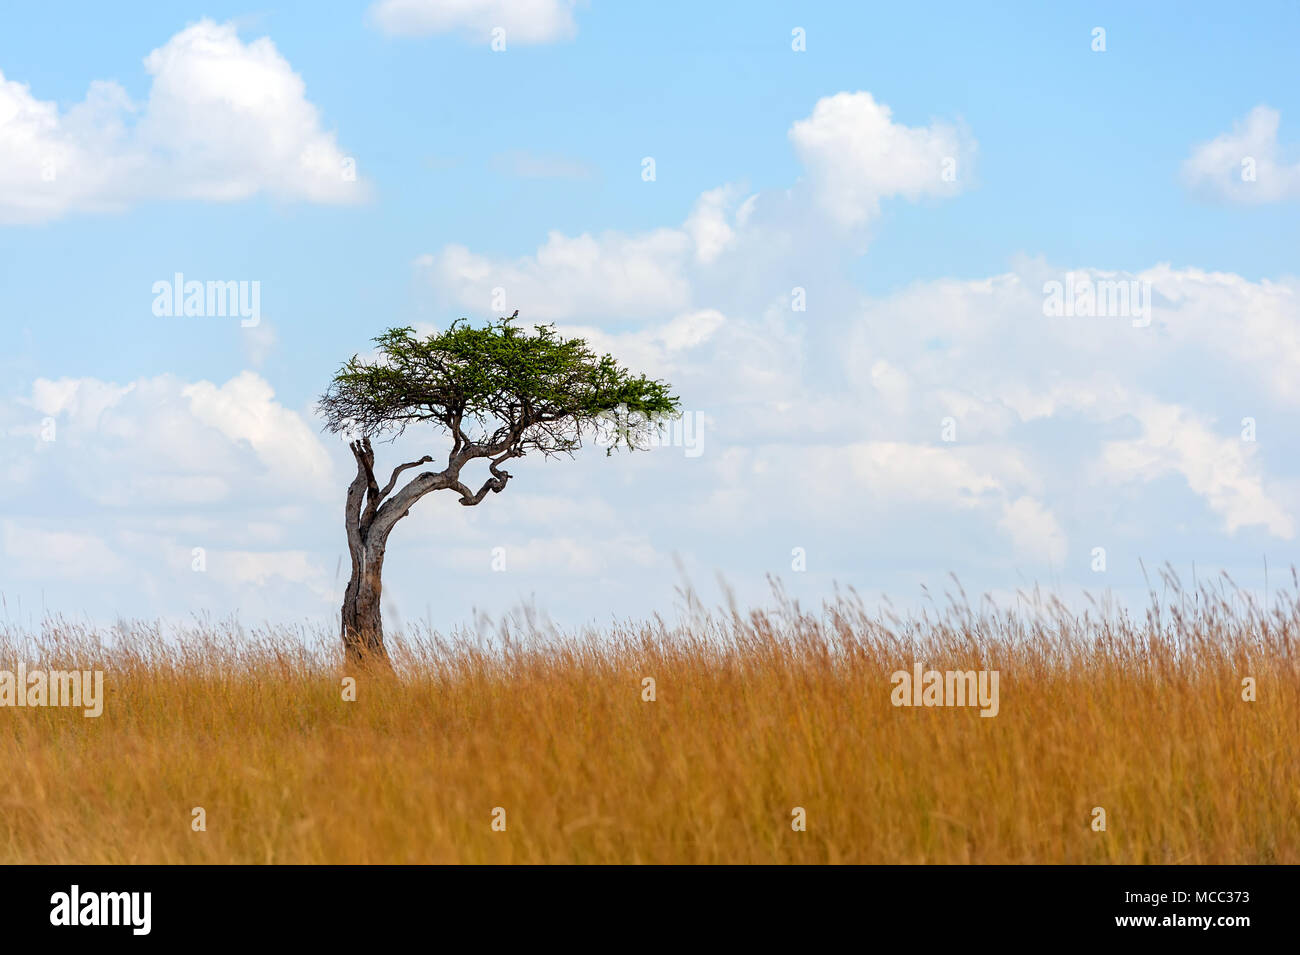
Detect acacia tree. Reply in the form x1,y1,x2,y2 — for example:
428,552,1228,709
319,316,678,666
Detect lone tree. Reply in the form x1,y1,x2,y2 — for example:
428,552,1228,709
319,316,678,666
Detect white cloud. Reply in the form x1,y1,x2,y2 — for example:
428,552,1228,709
0,20,364,224
220,549,332,593
844,441,1007,506
417,92,973,323
369,0,580,43
12,77,1300,627
788,91,972,227
448,534,659,575
998,497,1068,565
688,438,1061,564
8,371,334,507
423,227,694,321
182,372,334,495
412,83,1299,564
840,263,1300,539
1099,400,1293,538
28,377,135,425
684,185,743,264
2,522,123,579
555,308,726,378
1144,264,1300,406
1182,105,1300,203
0,371,342,620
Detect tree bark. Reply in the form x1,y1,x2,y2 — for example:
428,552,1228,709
341,534,389,668
340,437,396,670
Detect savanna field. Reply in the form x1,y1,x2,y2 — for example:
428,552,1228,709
2,573,1296,865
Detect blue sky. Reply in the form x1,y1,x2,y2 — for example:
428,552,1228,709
2,2,1299,633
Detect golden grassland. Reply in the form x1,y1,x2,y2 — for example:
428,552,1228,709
2,573,1297,864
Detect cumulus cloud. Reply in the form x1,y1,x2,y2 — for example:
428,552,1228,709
408,113,1300,596
841,263,1300,540
421,226,695,321
699,438,1055,552
442,535,659,575
788,91,972,227
369,0,580,44
2,522,123,580
12,79,1298,627
406,93,1299,571
0,371,341,620
0,20,364,224
221,549,334,594
554,309,727,378
417,92,972,322
460,242,1294,576
518,253,1300,557
1099,400,1293,538
14,372,332,502
182,372,334,494
998,497,1068,566
684,185,745,265
1182,105,1300,203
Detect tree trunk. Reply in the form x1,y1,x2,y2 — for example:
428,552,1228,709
338,435,491,669
341,438,399,670
341,536,389,668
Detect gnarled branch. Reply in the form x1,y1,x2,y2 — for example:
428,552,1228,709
455,450,521,506
380,455,434,500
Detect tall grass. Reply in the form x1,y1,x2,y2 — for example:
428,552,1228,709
2,568,1296,864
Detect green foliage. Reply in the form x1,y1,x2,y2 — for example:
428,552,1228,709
320,317,679,456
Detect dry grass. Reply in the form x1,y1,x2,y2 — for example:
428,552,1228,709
2,568,1297,864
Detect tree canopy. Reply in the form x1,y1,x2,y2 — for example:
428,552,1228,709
319,318,679,457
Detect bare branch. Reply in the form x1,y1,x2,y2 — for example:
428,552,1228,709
344,440,370,549
354,437,385,528
369,467,456,539
456,449,521,506
379,455,433,500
